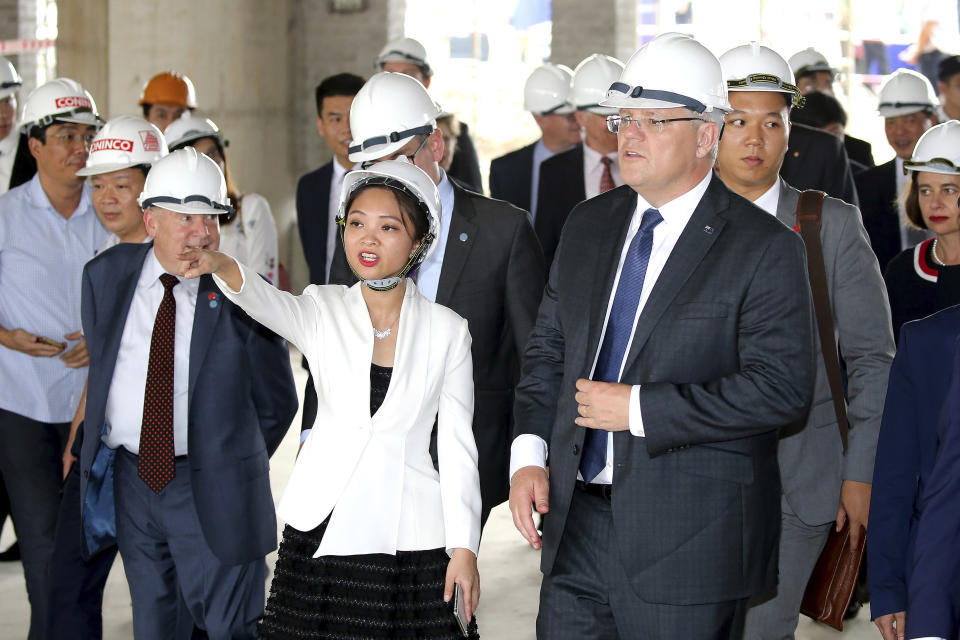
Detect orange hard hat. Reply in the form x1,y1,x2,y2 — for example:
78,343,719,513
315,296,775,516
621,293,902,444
138,71,197,108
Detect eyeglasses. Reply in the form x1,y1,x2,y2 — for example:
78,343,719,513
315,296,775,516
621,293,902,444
49,130,96,148
361,134,430,170
606,115,705,135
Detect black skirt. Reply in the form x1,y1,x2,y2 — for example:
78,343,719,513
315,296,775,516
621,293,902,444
258,520,480,639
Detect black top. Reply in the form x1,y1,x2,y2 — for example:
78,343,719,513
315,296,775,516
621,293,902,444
884,238,960,341
370,363,392,416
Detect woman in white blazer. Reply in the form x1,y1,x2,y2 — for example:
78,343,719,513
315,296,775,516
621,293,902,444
182,160,482,639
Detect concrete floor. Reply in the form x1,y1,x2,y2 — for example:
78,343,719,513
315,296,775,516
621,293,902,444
0,349,882,639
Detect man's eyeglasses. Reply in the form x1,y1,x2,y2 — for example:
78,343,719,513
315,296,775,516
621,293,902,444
49,130,96,148
605,115,705,135
361,134,430,170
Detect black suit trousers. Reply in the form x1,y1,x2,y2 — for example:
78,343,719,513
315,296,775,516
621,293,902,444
537,488,748,640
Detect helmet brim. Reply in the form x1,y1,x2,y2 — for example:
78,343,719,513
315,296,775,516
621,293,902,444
347,137,410,163
145,202,227,215
76,161,151,177
879,106,934,118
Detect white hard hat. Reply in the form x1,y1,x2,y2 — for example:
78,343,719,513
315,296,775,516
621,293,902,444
788,48,836,78
76,116,168,177
376,37,432,77
348,72,443,163
571,54,625,115
877,69,939,118
524,64,575,115
138,147,234,215
337,158,442,290
904,121,960,175
20,78,102,132
601,33,730,114
0,56,22,100
721,42,802,107
163,114,223,150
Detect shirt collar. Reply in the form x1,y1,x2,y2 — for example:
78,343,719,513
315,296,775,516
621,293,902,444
752,181,781,216
438,169,455,218
332,157,349,181
582,141,617,171
634,169,713,231
27,173,95,220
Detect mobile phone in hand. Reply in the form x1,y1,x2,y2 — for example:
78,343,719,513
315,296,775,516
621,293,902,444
453,584,469,637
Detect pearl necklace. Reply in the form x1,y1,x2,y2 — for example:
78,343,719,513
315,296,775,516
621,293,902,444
933,238,947,266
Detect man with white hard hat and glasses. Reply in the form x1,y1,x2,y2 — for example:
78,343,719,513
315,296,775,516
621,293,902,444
536,53,625,267
0,77,107,640
489,63,579,219
328,71,545,528
376,37,483,191
77,148,296,639
508,33,815,638
715,42,894,639
855,69,940,272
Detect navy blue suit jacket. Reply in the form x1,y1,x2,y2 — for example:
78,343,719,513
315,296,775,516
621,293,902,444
489,141,537,213
907,335,960,639
78,242,298,565
868,305,960,620
296,161,334,285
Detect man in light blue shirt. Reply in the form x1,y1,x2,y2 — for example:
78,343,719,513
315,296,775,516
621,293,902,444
0,77,105,639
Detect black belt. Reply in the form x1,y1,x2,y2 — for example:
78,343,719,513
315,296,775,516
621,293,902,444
576,480,613,501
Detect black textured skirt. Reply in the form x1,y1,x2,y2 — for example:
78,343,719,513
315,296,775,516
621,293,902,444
258,520,480,639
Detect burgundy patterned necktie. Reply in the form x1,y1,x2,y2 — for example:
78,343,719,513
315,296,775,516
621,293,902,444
599,156,615,194
138,273,178,493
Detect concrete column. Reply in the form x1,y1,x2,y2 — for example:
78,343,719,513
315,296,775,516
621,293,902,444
549,0,637,67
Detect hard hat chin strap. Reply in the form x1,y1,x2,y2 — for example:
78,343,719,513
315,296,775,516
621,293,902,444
337,220,435,292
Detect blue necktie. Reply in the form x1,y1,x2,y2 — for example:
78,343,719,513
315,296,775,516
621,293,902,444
579,208,663,482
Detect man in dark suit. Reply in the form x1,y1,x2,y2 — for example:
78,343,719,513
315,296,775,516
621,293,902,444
295,73,364,435
509,34,815,638
375,37,482,191
855,69,939,272
79,148,297,639
535,54,624,267
489,63,579,216
296,73,365,286
715,43,894,638
327,71,545,527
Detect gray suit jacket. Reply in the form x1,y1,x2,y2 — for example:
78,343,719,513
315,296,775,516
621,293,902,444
774,180,894,525
515,175,816,605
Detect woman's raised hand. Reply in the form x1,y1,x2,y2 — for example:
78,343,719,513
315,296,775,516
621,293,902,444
180,248,243,291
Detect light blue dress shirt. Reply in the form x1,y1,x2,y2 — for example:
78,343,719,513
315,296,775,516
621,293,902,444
530,139,559,222
0,174,108,423
413,170,455,303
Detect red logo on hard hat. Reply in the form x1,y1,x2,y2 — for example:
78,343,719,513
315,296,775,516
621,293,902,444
139,130,160,152
89,138,134,153
54,96,93,110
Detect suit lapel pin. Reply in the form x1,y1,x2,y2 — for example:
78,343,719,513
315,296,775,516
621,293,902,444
208,292,219,308
703,225,714,235
459,232,468,242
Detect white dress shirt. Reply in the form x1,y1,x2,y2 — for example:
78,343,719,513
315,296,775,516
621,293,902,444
0,175,108,423
325,158,350,283
102,249,198,456
215,266,482,557
218,193,279,285
753,180,781,216
414,170,455,302
582,143,622,200
510,170,714,483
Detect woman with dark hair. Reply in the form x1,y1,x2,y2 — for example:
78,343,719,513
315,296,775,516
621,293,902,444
164,114,280,284
181,159,482,639
882,121,960,339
